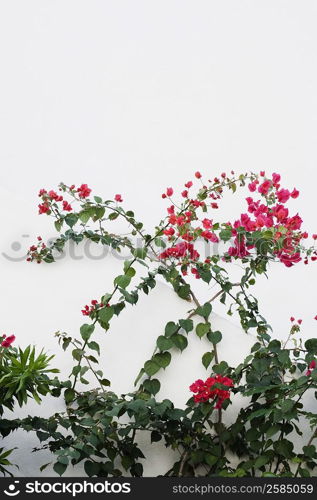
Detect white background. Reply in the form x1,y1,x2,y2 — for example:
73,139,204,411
0,0,316,476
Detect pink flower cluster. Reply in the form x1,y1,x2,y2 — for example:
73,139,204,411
81,299,105,316
27,236,46,263
190,375,234,409
1,334,15,348
159,171,317,274
38,184,92,215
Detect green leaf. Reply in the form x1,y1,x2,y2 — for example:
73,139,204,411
177,284,191,300
280,399,294,414
80,323,95,341
213,360,229,375
53,461,67,476
144,360,160,376
94,196,103,203
143,378,161,395
154,352,171,369
207,330,222,344
87,341,100,356
54,220,63,232
170,334,188,351
165,321,179,338
219,229,232,242
266,425,280,438
278,350,290,365
196,302,212,320
254,455,270,468
100,378,111,386
65,213,79,228
114,275,131,289
64,388,75,403
196,322,210,338
274,439,294,458
98,306,114,323
79,211,91,224
179,319,194,333
202,351,214,369
205,454,218,466
156,336,173,351
121,455,134,471
303,445,316,458
305,338,317,354
133,247,148,260
84,460,100,477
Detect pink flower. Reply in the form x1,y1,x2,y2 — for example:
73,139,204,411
260,171,265,176
38,189,47,197
272,173,281,184
48,190,63,202
202,218,213,229
290,317,295,322
314,315,317,320
248,182,257,192
38,203,50,214
1,335,15,348
62,201,72,211
312,234,317,240
166,187,173,197
181,190,188,198
277,189,291,203
77,184,91,198
258,180,272,195
297,319,302,325
195,171,202,179
185,181,193,188
290,188,299,199
114,194,123,202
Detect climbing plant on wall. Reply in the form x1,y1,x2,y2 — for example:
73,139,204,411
4,170,317,477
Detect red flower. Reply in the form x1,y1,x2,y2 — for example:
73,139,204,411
297,319,302,325
248,182,257,192
258,180,272,195
290,188,299,199
114,194,123,202
313,234,317,240
202,218,213,229
314,316,317,320
190,375,234,408
306,359,316,376
77,184,91,198
277,189,290,203
185,181,193,188
38,189,47,197
290,317,295,322
38,203,50,214
195,171,202,179
62,201,72,211
48,190,63,202
181,190,188,198
272,172,281,184
1,335,15,348
166,187,174,197
211,203,218,209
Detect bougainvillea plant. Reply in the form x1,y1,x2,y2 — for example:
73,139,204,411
3,171,317,477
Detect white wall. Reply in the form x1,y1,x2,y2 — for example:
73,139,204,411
0,0,316,476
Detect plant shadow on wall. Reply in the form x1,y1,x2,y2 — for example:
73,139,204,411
2,171,317,477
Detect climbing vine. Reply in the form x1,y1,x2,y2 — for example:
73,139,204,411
2,170,317,477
